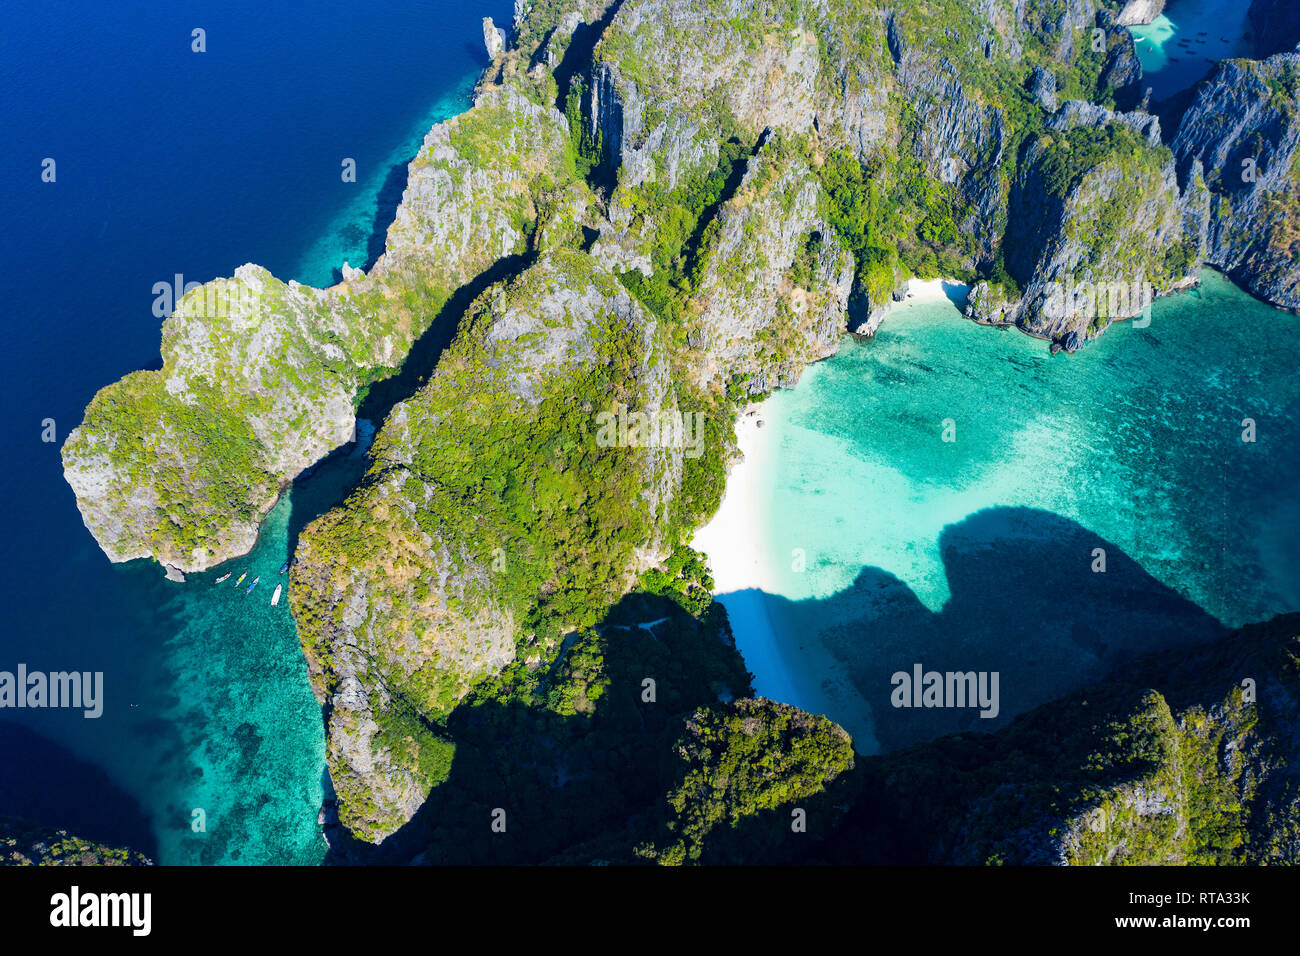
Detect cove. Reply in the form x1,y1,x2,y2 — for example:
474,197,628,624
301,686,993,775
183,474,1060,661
1128,0,1253,101
701,273,1299,755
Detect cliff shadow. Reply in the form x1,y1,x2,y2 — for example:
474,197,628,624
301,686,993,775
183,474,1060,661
551,0,626,109
725,506,1228,755
358,159,419,281
285,252,537,556
323,590,751,865
0,720,157,859
355,251,536,424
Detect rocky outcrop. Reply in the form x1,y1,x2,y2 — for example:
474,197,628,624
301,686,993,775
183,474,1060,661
1172,51,1300,310
482,17,507,58
1047,98,1161,144
62,266,375,573
291,251,691,841
686,136,855,395
63,81,581,575
1098,9,1146,109
1112,0,1166,27
894,48,1009,267
379,84,578,279
1030,65,1058,111
966,103,1206,349
588,0,821,185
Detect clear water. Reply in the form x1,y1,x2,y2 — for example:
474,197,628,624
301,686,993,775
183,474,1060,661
0,0,502,863
1129,0,1252,101
724,274,1300,754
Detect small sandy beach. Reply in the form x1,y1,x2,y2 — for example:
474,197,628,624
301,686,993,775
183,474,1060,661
692,403,816,710
693,406,772,594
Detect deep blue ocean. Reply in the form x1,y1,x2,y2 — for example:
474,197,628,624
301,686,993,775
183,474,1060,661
0,0,506,863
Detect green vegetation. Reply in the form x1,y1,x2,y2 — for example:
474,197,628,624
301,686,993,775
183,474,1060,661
834,616,1300,865
642,699,855,864
563,76,605,181
614,136,752,327
372,696,457,793
637,545,716,616
1037,122,1149,199
0,818,149,866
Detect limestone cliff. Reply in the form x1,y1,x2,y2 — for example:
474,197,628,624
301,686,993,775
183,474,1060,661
965,102,1207,349
291,250,695,841
1172,51,1300,311
63,81,580,575
684,135,855,396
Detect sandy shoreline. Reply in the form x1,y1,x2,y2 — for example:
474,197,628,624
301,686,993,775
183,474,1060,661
693,278,966,593
692,406,772,594
692,401,879,748
900,276,970,309
691,405,807,704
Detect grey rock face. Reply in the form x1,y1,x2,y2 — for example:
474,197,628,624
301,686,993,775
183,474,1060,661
542,12,584,67
378,83,573,279
1031,65,1058,111
1113,0,1166,27
1172,52,1300,310
1048,99,1162,146
589,0,820,179
1098,10,1145,107
896,48,1009,266
967,106,1206,348
483,17,508,58
687,139,855,395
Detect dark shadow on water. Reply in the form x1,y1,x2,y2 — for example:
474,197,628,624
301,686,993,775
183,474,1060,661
726,506,1228,753
0,720,157,859
327,155,426,287
322,591,751,865
364,159,420,277
465,41,491,68
308,507,1270,865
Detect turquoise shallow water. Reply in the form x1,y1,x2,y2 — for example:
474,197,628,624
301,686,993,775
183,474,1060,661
727,274,1300,754
1129,0,1251,101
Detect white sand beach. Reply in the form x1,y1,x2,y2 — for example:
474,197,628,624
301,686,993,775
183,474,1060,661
900,276,971,310
692,404,815,709
693,407,785,690
692,406,773,594
692,401,882,749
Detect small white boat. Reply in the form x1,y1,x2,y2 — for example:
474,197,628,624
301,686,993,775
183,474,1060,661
214,572,232,584
270,584,283,607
